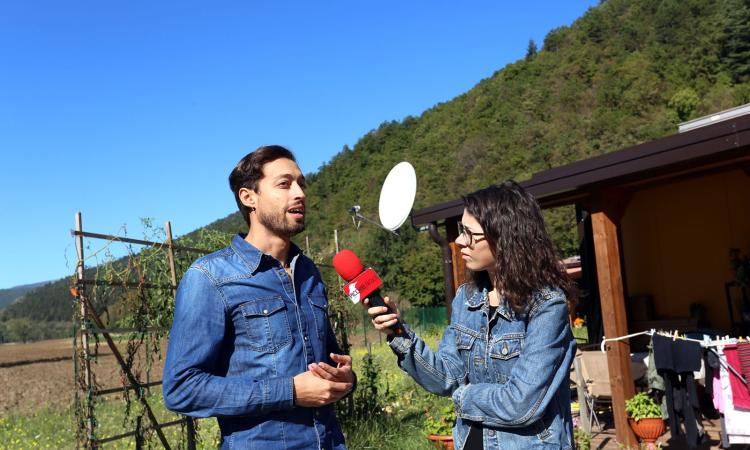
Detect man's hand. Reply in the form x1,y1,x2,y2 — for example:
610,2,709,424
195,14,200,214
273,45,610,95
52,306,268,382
292,370,353,407
308,353,354,384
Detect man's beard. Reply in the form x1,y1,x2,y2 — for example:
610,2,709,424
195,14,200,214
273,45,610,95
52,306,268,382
256,208,305,237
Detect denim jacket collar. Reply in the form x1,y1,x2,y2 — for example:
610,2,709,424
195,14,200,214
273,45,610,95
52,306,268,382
463,285,515,321
230,233,303,274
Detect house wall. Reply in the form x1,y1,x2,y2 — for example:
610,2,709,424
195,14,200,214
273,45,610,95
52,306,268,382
621,169,750,331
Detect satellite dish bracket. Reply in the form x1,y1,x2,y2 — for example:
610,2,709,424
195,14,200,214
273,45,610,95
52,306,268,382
347,161,416,236
347,205,399,236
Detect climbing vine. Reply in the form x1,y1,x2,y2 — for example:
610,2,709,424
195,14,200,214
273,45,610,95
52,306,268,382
72,219,230,448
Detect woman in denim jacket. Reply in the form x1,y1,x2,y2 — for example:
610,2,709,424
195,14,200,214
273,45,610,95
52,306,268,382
366,182,577,449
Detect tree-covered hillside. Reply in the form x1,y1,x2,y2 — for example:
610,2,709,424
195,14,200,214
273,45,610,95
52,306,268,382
0,281,48,310
3,0,750,341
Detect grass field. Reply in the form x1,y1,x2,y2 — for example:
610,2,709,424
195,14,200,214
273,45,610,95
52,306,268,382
0,330,447,449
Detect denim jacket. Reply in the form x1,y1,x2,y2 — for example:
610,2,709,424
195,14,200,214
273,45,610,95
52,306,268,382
163,234,346,450
389,284,576,450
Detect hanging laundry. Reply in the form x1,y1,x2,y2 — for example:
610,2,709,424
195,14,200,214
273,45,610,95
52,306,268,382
737,340,750,390
652,333,706,448
717,346,750,445
724,344,750,410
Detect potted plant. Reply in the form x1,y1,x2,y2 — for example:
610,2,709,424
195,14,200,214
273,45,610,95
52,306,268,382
424,403,456,450
625,392,665,449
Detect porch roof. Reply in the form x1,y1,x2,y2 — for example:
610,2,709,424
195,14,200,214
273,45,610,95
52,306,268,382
412,113,750,226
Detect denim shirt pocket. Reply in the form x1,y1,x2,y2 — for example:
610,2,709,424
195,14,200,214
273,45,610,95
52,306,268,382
240,296,292,352
308,294,329,340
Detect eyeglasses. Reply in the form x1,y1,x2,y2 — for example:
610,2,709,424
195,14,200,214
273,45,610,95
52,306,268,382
457,222,486,246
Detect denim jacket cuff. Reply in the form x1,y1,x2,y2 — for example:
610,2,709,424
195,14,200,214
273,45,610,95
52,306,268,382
264,376,295,412
387,324,415,354
452,384,468,416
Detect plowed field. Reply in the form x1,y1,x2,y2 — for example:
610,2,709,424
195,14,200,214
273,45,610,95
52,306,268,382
0,338,166,415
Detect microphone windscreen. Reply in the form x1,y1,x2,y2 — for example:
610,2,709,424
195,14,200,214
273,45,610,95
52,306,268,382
332,249,365,281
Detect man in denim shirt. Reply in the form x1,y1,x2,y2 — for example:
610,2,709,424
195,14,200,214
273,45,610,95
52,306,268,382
164,146,353,449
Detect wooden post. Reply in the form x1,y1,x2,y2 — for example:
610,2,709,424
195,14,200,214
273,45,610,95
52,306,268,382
428,223,455,321
166,222,196,450
591,210,637,447
75,212,96,447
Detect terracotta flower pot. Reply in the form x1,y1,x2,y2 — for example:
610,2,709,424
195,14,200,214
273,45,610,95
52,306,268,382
427,434,454,450
628,417,666,449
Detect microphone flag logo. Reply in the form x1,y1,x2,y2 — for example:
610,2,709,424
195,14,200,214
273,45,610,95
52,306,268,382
345,282,361,304
341,268,382,304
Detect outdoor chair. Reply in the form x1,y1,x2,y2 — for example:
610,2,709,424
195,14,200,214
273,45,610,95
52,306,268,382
574,348,649,433
576,349,613,432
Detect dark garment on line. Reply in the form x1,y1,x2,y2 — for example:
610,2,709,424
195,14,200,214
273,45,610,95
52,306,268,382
652,334,703,449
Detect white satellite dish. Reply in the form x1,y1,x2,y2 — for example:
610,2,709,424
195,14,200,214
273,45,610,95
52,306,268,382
378,162,417,231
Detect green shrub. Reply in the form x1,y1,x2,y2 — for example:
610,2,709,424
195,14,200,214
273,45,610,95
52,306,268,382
423,401,455,436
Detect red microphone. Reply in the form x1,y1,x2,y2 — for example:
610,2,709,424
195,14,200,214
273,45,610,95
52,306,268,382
332,249,405,336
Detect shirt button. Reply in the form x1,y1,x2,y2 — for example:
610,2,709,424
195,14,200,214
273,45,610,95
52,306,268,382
480,327,486,333
474,356,484,365
501,344,509,355
304,336,309,341
263,309,268,314
488,430,496,437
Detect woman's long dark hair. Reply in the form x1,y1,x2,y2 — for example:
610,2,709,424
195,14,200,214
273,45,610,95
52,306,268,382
463,181,574,312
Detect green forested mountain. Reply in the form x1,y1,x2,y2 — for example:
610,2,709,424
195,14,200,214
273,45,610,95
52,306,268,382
3,0,750,341
0,281,49,310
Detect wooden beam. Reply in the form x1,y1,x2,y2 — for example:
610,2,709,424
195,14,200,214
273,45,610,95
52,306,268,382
70,230,211,254
582,189,633,225
591,210,637,447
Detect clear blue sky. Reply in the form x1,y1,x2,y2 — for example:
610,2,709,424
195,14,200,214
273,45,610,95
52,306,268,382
0,1,598,289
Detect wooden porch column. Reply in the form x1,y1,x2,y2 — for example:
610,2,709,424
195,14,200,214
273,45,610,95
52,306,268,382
449,241,467,290
591,210,637,447
447,218,466,320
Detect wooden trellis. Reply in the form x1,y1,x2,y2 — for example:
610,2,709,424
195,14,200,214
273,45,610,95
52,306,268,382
72,212,211,449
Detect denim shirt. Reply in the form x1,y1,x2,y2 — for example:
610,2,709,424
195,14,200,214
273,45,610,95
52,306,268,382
163,234,346,450
389,284,576,450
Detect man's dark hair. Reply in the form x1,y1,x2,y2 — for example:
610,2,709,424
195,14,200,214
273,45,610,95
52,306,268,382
463,181,575,312
229,145,296,226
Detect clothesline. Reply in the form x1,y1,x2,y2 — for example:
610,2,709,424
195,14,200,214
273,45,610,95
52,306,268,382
599,329,746,382
600,329,740,353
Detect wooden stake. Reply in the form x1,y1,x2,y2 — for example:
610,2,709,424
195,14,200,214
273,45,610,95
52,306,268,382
75,212,96,447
